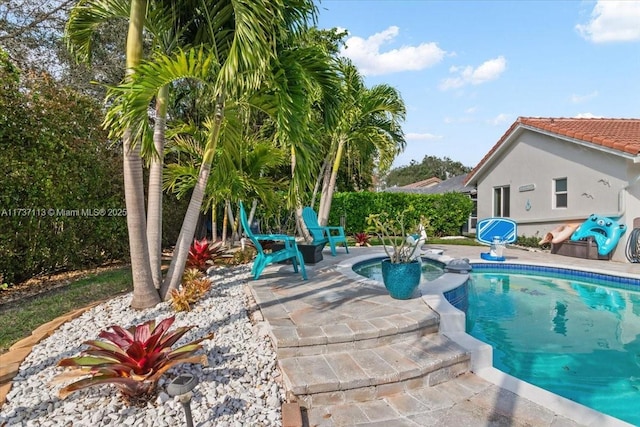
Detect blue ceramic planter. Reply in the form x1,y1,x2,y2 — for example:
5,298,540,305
380,259,421,299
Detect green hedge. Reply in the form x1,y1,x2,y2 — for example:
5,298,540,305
326,191,473,237
0,52,129,284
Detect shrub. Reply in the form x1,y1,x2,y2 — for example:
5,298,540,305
326,191,473,237
0,51,128,284
55,316,211,401
517,234,544,248
230,246,257,265
171,269,212,312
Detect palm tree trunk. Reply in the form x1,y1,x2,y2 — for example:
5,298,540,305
310,158,328,208
291,145,310,240
248,198,258,228
126,0,160,309
147,84,168,289
222,201,229,245
160,160,211,299
211,200,218,241
160,99,224,300
318,138,344,226
226,202,238,243
125,129,161,308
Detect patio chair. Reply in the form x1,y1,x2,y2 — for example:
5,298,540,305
239,202,307,280
302,207,349,256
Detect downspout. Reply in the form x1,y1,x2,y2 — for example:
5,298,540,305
611,172,640,219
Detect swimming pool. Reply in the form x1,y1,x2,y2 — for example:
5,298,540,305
352,257,445,284
467,264,640,426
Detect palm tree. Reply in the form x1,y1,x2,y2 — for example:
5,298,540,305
107,0,322,300
255,28,341,237
66,0,194,296
66,0,161,308
316,59,406,226
163,103,288,243
68,0,322,305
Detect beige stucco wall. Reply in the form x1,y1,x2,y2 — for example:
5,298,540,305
475,129,640,262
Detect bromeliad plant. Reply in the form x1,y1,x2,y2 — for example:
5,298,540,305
171,268,212,312
353,232,371,247
55,316,212,400
366,208,427,263
186,238,226,271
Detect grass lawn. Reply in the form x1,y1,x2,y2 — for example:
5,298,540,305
0,267,132,354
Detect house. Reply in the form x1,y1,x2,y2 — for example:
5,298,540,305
392,176,442,189
386,174,477,234
464,117,640,262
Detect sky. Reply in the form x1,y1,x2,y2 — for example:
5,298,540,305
315,0,640,169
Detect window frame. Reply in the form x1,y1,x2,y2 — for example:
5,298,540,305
554,177,568,209
493,185,510,217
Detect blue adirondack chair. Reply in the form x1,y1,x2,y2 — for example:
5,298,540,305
239,202,307,280
302,207,349,256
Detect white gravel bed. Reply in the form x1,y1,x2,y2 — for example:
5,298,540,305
0,265,284,426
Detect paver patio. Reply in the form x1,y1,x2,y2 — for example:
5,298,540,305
248,244,636,427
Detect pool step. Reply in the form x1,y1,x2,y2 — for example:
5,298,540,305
271,308,440,358
278,334,470,408
246,259,471,413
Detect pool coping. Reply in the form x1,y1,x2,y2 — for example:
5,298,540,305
336,250,635,427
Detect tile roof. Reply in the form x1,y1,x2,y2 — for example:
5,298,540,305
399,176,441,189
385,174,472,194
465,117,640,185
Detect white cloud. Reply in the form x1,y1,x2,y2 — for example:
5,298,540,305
405,132,442,141
341,26,447,76
443,116,475,124
488,113,510,126
570,91,599,104
574,112,602,118
439,56,507,90
576,1,640,43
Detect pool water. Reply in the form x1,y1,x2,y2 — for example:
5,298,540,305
467,269,640,425
353,257,445,284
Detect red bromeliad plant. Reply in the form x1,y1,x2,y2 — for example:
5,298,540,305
353,232,371,247
186,238,212,271
186,238,225,271
55,316,212,400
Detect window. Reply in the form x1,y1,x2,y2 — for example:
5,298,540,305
554,178,567,208
493,186,510,217
470,193,478,229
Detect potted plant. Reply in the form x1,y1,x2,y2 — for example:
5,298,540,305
366,208,427,299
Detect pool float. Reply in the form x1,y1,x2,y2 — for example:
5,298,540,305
538,223,580,245
570,214,627,256
405,224,428,261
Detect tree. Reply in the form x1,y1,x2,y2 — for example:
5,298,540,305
65,0,190,292
316,59,406,226
65,0,163,308
106,0,323,301
1,0,127,100
384,155,472,188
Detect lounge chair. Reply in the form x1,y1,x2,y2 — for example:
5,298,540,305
239,202,307,280
302,207,349,256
